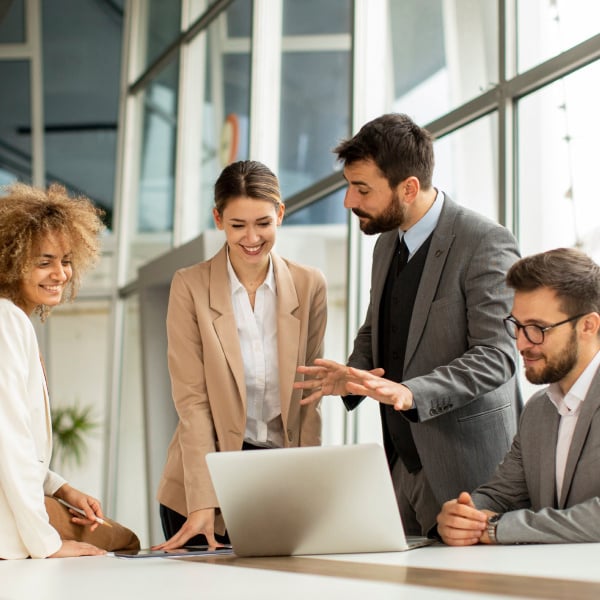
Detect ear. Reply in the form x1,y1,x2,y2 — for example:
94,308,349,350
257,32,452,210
580,312,600,338
213,207,224,230
276,202,285,226
397,176,420,204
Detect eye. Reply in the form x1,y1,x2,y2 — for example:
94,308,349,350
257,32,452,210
231,224,244,229
62,259,72,267
258,222,272,227
357,189,369,196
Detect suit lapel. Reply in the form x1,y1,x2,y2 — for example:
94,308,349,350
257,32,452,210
537,396,560,508
272,253,300,428
209,245,247,406
404,199,457,368
559,369,600,507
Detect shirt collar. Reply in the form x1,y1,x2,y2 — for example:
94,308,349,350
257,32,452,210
226,248,276,294
548,349,600,415
400,189,444,256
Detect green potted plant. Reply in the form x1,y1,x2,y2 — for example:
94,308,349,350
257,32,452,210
51,403,99,469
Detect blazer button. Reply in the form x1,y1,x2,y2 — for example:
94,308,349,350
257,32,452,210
429,408,437,416
287,429,293,442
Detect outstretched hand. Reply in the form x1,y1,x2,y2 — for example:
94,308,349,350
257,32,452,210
295,359,384,405
345,367,414,411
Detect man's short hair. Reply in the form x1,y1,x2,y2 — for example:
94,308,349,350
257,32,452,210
334,113,434,189
506,247,600,317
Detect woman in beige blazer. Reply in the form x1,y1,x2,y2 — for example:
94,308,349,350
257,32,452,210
155,161,327,550
0,183,139,558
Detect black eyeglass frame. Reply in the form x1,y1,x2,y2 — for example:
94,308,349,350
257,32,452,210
503,313,587,345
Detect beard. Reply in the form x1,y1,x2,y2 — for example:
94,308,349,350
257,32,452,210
523,329,578,385
352,190,406,235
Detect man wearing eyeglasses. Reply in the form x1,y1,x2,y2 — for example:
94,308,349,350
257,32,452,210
437,247,600,545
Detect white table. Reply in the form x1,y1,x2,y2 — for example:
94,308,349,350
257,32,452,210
3,543,600,599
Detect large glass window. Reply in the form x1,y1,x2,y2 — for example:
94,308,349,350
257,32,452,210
42,0,122,228
517,1,600,73
0,0,25,43
0,61,30,184
138,0,181,75
129,58,179,278
434,113,498,221
279,51,350,199
517,61,600,261
389,0,498,124
199,7,251,232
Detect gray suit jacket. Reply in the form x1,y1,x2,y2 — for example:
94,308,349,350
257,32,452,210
345,196,522,505
472,366,600,544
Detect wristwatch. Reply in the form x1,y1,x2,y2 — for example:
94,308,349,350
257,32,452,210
486,513,502,544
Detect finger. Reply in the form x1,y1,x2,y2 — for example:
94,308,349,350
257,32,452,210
299,391,323,405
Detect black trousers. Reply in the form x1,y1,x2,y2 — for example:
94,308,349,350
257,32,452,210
159,441,266,545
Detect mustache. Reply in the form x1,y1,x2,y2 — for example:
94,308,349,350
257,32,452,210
352,208,371,219
521,351,542,360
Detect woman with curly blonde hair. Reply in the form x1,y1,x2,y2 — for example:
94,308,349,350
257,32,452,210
0,182,139,559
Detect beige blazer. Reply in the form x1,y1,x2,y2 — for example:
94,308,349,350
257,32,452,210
0,299,65,559
157,246,327,531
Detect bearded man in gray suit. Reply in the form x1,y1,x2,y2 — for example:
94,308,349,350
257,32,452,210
437,248,600,545
296,113,521,536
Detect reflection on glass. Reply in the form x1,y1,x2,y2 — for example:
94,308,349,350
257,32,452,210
114,295,149,546
517,1,600,73
46,300,110,498
138,0,181,75
283,0,351,35
200,8,251,233
0,0,25,43
433,113,498,221
131,59,179,277
279,192,348,445
0,61,30,185
389,0,498,124
518,61,600,260
279,51,350,198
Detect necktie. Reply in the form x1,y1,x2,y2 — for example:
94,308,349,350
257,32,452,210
397,236,409,274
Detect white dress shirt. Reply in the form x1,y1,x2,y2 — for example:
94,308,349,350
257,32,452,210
227,254,283,448
547,350,600,500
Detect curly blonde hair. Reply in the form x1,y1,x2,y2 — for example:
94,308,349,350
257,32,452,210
0,182,105,319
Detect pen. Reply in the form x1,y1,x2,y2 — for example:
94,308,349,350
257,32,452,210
57,498,113,528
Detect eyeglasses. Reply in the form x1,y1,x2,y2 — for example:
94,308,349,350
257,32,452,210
503,313,586,345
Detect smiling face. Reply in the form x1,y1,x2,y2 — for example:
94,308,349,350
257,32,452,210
342,159,406,234
20,231,73,315
511,287,582,390
213,196,284,272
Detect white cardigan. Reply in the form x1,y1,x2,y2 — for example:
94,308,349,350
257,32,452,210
0,298,66,559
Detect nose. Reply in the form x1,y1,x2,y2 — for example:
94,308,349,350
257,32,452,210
515,327,532,352
51,263,69,282
245,227,260,243
343,187,358,209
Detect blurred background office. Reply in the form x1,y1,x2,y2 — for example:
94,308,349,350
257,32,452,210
2,0,600,547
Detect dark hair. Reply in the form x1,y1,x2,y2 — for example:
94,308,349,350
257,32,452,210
506,248,600,317
214,160,281,215
334,113,434,189
0,182,105,319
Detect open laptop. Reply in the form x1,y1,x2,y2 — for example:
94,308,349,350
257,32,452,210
206,443,433,557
